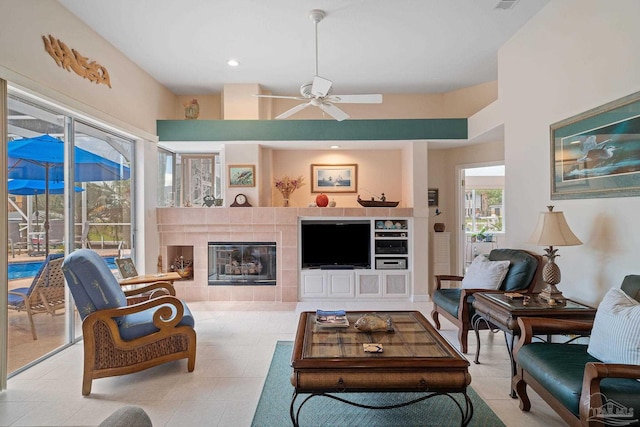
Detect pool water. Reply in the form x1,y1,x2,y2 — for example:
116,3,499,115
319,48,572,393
8,257,116,280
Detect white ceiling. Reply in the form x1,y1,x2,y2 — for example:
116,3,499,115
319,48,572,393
57,0,549,96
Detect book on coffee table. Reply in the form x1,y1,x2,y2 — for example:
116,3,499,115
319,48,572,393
315,309,349,328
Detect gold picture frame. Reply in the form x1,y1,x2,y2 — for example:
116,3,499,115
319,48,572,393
310,164,358,193
228,164,255,187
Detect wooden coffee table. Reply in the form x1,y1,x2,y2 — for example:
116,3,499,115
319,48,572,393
290,311,472,427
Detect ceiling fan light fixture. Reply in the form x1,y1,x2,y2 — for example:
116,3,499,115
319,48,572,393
258,9,382,121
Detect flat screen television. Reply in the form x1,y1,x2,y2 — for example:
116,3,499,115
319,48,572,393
301,220,371,269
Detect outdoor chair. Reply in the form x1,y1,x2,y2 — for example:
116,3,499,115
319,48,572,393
431,248,542,353
8,253,66,340
61,249,196,395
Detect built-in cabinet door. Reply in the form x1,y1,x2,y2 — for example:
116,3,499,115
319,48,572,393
383,272,410,297
327,271,355,297
300,270,327,298
356,271,382,297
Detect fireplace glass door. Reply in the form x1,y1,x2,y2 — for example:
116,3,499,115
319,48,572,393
208,242,276,285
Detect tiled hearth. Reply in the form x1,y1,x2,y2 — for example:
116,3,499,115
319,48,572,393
157,207,413,303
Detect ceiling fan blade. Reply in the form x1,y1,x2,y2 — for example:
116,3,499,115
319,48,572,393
311,76,332,97
319,103,350,121
254,94,306,101
329,94,383,104
275,102,313,120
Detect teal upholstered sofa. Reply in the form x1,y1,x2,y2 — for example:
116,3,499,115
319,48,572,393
513,275,640,427
431,248,542,353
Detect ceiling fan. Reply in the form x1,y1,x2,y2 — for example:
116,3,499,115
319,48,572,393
256,9,383,121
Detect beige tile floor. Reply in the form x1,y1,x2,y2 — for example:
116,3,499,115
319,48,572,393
1,300,566,426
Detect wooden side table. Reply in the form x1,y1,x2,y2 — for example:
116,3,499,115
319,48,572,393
119,272,182,303
118,271,182,287
472,292,596,397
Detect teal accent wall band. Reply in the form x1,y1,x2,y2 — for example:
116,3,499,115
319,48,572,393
157,119,467,141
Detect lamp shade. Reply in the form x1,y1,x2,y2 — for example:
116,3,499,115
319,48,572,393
528,206,582,247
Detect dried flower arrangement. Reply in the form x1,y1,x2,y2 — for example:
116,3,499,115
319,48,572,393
274,175,305,205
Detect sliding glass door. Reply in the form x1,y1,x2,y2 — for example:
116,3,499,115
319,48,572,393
6,91,134,374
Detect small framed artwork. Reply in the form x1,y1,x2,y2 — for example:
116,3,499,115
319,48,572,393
428,188,439,207
310,164,358,193
115,258,138,279
228,164,255,187
551,90,640,200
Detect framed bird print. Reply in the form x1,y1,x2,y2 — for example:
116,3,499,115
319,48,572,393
228,164,255,187
551,90,640,200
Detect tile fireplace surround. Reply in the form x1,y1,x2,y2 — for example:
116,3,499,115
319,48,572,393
157,207,414,303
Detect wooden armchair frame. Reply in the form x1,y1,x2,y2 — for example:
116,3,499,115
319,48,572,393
80,281,196,395
431,250,542,353
512,317,639,427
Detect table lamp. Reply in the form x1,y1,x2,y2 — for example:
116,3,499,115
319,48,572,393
528,206,582,302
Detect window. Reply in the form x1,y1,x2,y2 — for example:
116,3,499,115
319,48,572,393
464,166,505,234
179,154,222,206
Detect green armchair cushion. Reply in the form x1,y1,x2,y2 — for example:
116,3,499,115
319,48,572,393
518,342,640,417
432,289,475,320
488,249,539,292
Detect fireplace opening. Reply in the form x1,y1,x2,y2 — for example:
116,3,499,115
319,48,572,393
208,242,276,285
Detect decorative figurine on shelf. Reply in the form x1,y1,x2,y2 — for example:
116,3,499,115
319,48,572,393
172,255,193,279
157,255,162,274
183,98,200,120
433,208,445,232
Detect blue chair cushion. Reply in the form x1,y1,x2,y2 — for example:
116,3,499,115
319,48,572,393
518,342,640,417
62,249,127,320
488,249,538,292
119,300,195,341
432,288,476,319
7,287,30,306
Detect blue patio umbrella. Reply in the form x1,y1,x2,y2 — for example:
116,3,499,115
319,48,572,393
8,179,83,195
8,134,130,255
8,179,85,254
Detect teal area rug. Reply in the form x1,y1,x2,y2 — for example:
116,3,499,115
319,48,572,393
251,341,506,427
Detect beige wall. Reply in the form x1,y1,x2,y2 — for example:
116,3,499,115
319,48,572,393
428,140,505,273
0,0,175,136
171,80,498,121
0,0,179,273
269,149,405,208
247,81,497,120
500,0,640,306
176,95,222,120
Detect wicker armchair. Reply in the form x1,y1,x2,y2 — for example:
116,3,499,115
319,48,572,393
8,253,65,339
62,249,196,395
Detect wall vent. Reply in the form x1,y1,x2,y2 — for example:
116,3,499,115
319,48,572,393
495,0,519,10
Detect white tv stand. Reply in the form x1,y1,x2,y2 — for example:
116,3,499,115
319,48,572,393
299,218,411,300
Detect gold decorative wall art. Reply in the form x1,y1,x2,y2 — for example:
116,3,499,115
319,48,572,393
42,35,111,88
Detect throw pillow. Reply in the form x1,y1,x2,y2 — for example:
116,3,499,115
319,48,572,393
587,287,640,365
462,255,510,290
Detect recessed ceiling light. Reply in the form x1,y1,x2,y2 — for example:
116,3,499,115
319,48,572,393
330,145,341,149
227,59,239,67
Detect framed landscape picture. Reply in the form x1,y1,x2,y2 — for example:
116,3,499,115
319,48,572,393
311,164,357,193
551,91,640,200
228,164,255,187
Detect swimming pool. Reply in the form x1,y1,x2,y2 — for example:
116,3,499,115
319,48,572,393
8,257,116,280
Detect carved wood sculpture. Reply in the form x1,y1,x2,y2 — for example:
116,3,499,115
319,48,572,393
42,35,111,88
